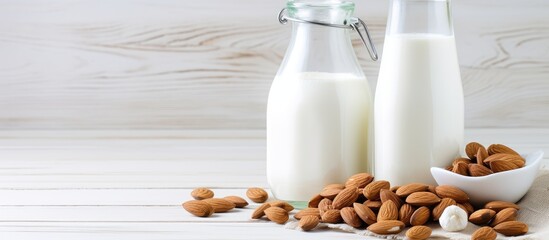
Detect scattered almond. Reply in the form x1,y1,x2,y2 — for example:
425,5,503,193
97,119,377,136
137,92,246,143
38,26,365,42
246,187,268,203
363,180,390,200
182,200,214,217
318,198,333,216
223,196,248,208
345,173,374,188
321,209,343,223
322,183,345,190
395,183,429,197
406,225,432,240
406,192,441,206
191,188,214,200
469,209,496,225
202,198,235,213
364,200,382,211
341,207,363,228
367,220,405,235
251,203,271,219
264,206,289,224
308,194,323,208
269,200,294,212
435,185,469,203
410,206,430,226
320,187,342,200
398,203,414,226
332,187,359,209
299,215,319,231
294,207,320,220
490,208,517,227
377,200,398,221
484,201,520,212
380,189,403,208
493,221,528,236
471,226,497,240
353,202,376,225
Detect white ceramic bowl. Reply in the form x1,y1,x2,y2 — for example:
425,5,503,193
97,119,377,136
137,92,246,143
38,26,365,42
431,150,544,207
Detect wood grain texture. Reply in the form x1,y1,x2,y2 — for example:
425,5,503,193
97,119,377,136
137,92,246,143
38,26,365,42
0,0,548,130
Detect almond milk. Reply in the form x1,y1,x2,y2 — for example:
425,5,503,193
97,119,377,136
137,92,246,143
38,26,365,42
375,34,464,186
267,72,373,201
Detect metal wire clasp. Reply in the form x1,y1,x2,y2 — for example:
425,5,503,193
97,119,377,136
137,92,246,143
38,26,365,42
277,8,378,61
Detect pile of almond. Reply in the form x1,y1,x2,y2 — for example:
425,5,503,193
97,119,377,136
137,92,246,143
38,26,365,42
447,143,525,176
249,173,529,240
182,173,529,239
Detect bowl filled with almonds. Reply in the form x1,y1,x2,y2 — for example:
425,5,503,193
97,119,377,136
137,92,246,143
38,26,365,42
431,142,543,207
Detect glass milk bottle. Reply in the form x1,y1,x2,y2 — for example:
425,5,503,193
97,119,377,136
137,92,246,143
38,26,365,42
267,0,378,206
375,0,464,186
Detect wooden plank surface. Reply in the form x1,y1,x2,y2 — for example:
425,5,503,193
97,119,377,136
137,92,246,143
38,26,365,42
0,0,548,130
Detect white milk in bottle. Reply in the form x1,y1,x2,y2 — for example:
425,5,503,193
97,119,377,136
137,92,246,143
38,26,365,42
267,0,378,206
374,0,464,186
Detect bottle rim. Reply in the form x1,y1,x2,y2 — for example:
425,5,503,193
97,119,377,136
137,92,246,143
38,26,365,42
286,0,355,11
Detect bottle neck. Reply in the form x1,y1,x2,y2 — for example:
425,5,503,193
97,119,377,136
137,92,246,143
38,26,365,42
387,0,454,36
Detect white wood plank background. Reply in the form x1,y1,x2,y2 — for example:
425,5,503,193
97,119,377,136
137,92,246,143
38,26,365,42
0,0,548,130
0,129,548,239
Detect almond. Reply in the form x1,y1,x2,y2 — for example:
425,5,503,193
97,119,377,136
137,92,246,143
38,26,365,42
477,147,489,163
320,187,342,200
483,153,525,169
461,202,475,215
332,187,359,209
269,200,294,212
318,198,333,216
367,220,405,235
363,180,390,200
190,188,214,200
364,200,382,211
466,142,485,161
452,161,469,175
182,200,214,217
471,226,497,240
299,215,319,231
395,183,429,197
406,192,441,206
378,200,399,221
435,185,469,203
432,198,457,221
406,225,432,240
410,206,430,226
380,189,403,208
264,206,289,224
294,207,320,220
202,198,235,213
246,187,268,203
469,163,493,177
223,196,248,208
323,183,345,190
353,202,376,225
487,144,520,156
307,194,323,208
341,207,363,228
484,201,520,212
490,208,517,227
490,159,520,173
452,157,472,166
321,209,342,223
345,173,374,188
469,209,496,225
251,203,271,219
493,221,528,236
399,203,415,226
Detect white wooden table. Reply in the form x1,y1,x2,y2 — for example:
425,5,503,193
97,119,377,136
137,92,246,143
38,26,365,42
1,129,547,239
